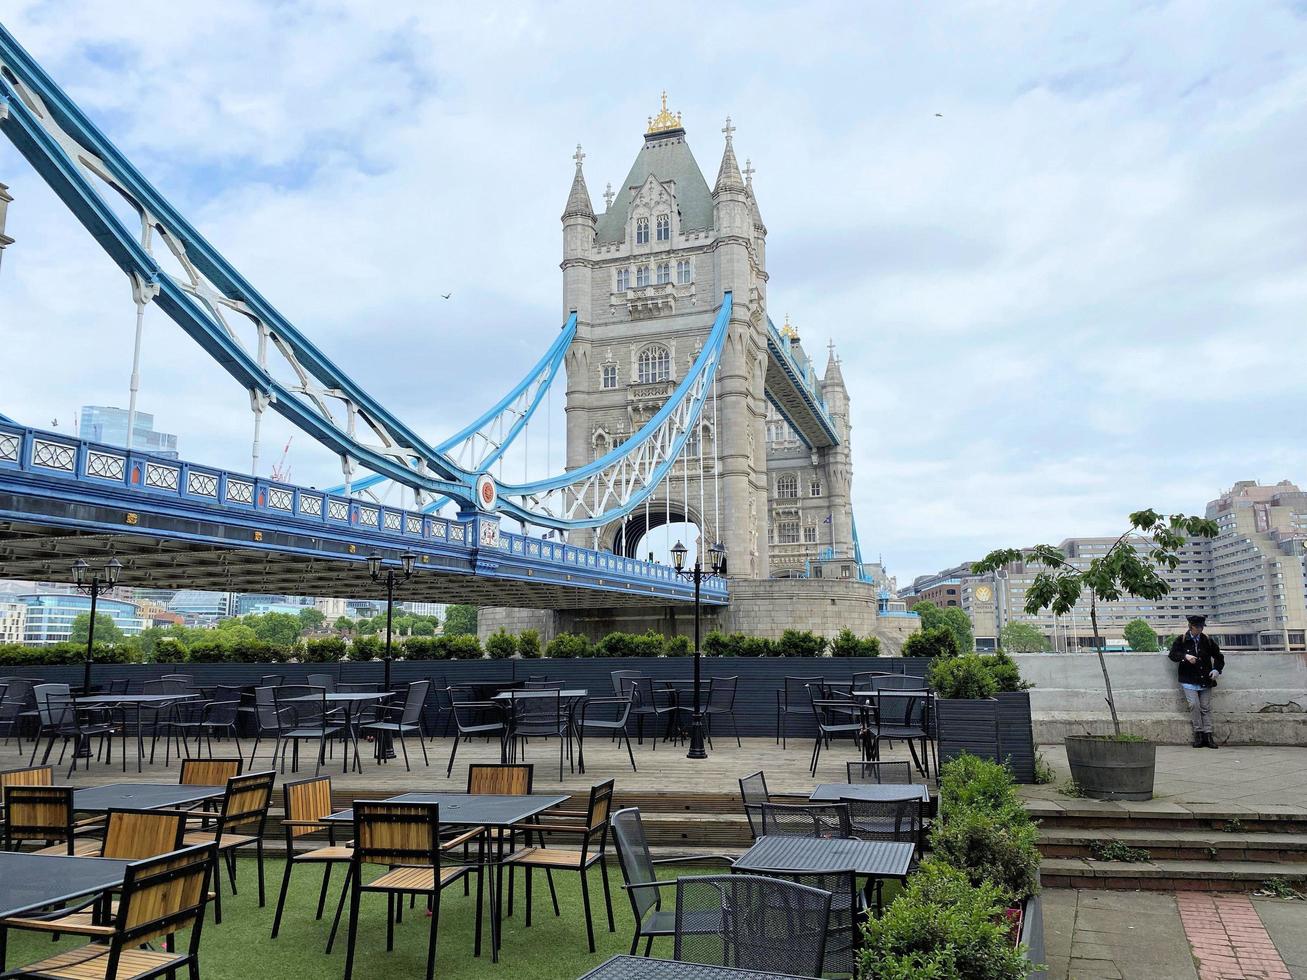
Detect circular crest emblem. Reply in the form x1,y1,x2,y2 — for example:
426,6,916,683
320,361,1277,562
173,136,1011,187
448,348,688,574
475,473,498,512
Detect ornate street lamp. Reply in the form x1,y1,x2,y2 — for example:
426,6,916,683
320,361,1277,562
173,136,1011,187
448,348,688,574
70,556,123,694
671,539,726,760
367,551,417,696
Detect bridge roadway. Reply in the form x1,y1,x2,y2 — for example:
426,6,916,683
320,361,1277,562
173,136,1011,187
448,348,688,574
0,422,727,607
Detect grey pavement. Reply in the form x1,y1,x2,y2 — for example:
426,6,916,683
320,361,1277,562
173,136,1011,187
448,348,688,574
1252,898,1307,980
1043,889,1199,980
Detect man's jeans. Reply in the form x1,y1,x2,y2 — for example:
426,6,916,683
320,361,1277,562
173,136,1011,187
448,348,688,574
1184,687,1213,733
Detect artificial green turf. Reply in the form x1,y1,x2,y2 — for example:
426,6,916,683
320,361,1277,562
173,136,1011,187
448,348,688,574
1,857,666,980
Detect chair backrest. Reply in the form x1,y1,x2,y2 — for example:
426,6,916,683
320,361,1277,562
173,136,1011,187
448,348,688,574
466,763,533,795
846,760,914,784
783,675,823,708
758,802,851,839
583,779,616,832
872,674,926,691
259,674,284,688
216,771,276,834
352,800,441,870
512,690,563,733
155,679,191,695
610,807,659,922
3,784,74,850
739,770,770,839
283,775,334,839
610,670,644,696
451,698,501,732
105,678,131,694
841,796,923,843
113,844,214,955
400,680,430,725
622,676,660,711
274,685,327,728
448,684,477,705
160,673,194,687
179,757,243,786
706,675,738,710
306,673,337,693
253,685,280,730
523,679,564,690
32,683,71,726
850,671,890,691
0,765,53,789
873,691,927,728
747,867,858,976
0,678,37,712
102,808,188,859
674,873,832,976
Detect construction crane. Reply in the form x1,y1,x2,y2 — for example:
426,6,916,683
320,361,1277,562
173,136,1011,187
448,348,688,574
269,436,293,483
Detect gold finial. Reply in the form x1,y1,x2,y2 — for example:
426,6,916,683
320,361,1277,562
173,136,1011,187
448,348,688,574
646,90,683,135
781,314,799,341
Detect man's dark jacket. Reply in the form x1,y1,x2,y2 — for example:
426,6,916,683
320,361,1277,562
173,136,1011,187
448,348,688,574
1168,631,1225,688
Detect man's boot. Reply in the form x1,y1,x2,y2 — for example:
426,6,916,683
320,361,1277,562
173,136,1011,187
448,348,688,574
1192,731,1204,748
1204,732,1220,749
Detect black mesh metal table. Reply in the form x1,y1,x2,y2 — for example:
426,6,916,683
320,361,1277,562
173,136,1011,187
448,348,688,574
73,782,224,814
0,853,133,919
733,835,915,879
578,955,819,979
323,792,569,826
288,691,395,773
72,694,198,773
809,782,929,803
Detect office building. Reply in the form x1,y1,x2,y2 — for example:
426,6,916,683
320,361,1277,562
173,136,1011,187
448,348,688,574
0,600,27,644
79,405,179,459
19,594,145,645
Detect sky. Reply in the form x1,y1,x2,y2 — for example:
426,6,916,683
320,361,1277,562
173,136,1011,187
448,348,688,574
1,1,1305,586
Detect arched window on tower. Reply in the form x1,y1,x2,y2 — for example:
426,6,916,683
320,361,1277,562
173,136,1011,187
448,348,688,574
677,260,692,284
810,478,822,497
656,214,670,241
616,268,630,291
602,364,618,389
656,262,671,285
636,217,650,245
636,265,650,287
777,474,798,499
637,345,670,384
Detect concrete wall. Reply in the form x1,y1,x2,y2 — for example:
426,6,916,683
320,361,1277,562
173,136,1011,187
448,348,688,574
1015,651,1307,745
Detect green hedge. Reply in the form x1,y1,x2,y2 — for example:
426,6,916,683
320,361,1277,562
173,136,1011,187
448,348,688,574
0,643,140,666
544,632,591,659
928,652,1031,699
517,629,541,659
829,628,882,658
485,630,517,660
301,637,347,663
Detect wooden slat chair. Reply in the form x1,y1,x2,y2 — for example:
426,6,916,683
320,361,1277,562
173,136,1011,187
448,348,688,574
466,764,540,907
2,786,100,855
0,765,53,832
270,775,353,940
342,801,479,980
0,843,216,980
503,779,616,952
175,770,275,924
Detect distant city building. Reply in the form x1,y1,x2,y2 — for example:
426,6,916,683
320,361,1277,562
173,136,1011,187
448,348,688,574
79,405,178,459
166,590,232,623
315,596,350,620
0,600,27,644
19,594,145,645
233,593,311,617
399,601,445,618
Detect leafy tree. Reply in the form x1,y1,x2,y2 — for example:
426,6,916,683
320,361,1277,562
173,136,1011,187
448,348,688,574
974,509,1218,735
333,616,355,635
249,612,303,647
940,607,974,654
910,600,944,631
1000,622,1049,653
443,605,478,637
297,607,326,632
1123,618,1159,652
410,619,435,637
70,612,124,646
901,625,959,660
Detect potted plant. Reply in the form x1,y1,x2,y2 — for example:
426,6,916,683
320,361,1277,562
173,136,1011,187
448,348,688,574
973,509,1217,800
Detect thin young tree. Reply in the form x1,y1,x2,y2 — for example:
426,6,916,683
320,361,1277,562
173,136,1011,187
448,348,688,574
973,510,1217,736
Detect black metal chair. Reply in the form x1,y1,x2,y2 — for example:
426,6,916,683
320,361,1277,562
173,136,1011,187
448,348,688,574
850,671,892,692
808,695,864,777
871,674,927,691
160,687,244,764
28,685,118,776
847,760,915,784
610,807,734,956
840,795,923,844
610,670,644,697
361,680,430,771
776,675,822,748
744,867,862,976
758,801,851,839
0,678,39,747
673,873,832,977
738,770,812,840
271,686,343,775
506,690,573,781
445,696,507,777
576,689,638,773
523,679,565,690
621,677,677,749
696,675,741,748
868,691,934,778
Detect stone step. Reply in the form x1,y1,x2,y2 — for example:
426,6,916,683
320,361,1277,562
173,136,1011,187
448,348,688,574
1024,798,1307,834
1040,857,1307,892
1038,827,1307,863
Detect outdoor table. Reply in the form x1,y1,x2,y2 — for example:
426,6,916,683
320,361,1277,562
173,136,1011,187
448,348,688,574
325,791,569,961
847,690,933,762
0,853,133,919
288,691,394,773
73,693,198,772
808,783,930,803
73,782,225,814
579,956,819,979
733,835,915,881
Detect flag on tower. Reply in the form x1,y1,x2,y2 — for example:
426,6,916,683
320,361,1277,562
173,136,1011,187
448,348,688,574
823,515,833,524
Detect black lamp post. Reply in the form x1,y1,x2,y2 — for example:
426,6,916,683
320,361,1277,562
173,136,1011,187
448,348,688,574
71,556,122,695
671,539,726,760
367,550,417,695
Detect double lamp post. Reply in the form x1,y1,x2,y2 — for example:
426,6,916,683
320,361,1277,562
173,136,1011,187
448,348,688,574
71,556,123,695
669,539,726,760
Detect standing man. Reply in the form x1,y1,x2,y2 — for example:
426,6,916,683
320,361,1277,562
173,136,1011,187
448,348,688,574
1168,614,1225,748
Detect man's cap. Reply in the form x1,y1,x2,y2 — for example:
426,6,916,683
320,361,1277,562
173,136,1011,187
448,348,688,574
1187,614,1208,627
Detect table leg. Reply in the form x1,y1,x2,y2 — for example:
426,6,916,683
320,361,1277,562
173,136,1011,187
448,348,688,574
492,826,506,962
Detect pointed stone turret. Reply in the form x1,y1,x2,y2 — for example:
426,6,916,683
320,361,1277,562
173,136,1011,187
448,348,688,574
713,117,745,195
743,158,767,237
561,144,596,322
823,338,846,388
562,144,595,221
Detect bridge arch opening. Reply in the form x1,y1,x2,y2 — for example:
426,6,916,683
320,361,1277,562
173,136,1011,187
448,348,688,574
610,505,708,566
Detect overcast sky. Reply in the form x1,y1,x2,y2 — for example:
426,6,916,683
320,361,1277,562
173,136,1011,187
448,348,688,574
1,1,1305,585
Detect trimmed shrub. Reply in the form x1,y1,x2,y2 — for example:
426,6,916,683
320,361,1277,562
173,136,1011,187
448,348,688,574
831,629,881,658
775,629,828,658
928,655,998,700
663,634,692,657
703,630,732,656
929,808,1041,901
859,860,1030,980
937,754,1027,823
545,632,591,659
445,635,483,660
0,642,137,666
984,651,1030,693
485,629,517,660
403,636,445,661
595,631,665,658
350,635,383,660
187,640,290,664
518,629,541,659
740,635,775,658
301,637,347,663
859,634,883,657
901,625,960,660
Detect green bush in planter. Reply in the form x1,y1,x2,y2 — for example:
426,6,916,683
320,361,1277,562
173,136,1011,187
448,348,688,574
859,860,1030,980
902,625,960,660
302,637,347,663
742,635,775,657
350,635,383,660
445,635,483,660
775,628,827,658
928,655,997,700
830,628,883,658
0,642,134,666
485,629,517,660
545,632,591,659
663,634,692,657
929,808,1041,901
518,629,541,659
937,754,1027,824
983,651,1031,693
703,630,731,656
403,636,445,660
